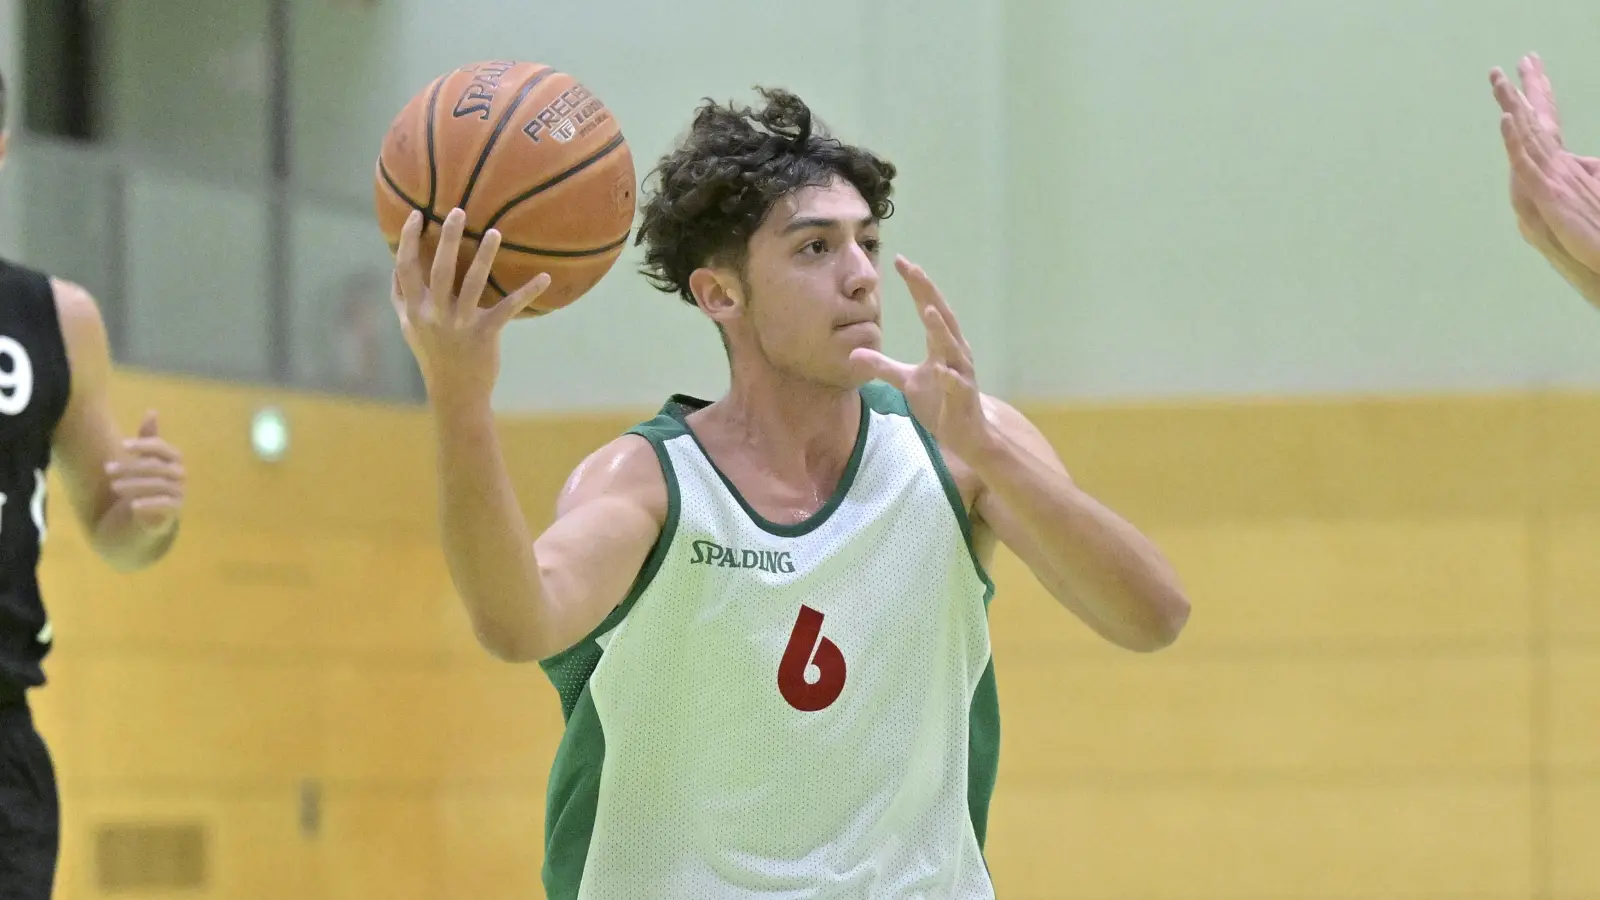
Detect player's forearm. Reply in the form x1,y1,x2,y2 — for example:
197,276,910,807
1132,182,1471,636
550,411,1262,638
969,431,1189,652
429,391,549,661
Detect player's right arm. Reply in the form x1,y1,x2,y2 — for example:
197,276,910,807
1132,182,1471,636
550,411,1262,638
392,207,663,662
436,409,665,661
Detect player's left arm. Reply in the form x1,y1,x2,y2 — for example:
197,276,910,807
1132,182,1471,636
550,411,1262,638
50,279,185,571
965,395,1190,652
848,255,1188,652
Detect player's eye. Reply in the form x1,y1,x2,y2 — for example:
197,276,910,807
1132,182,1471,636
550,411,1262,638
802,238,829,256
860,238,881,255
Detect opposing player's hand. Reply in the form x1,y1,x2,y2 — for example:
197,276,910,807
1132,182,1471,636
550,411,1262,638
1492,55,1600,280
104,410,184,536
391,207,550,400
848,257,995,461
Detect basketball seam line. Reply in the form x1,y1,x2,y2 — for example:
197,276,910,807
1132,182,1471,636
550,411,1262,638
423,75,445,222
484,132,629,232
456,67,556,215
377,160,629,258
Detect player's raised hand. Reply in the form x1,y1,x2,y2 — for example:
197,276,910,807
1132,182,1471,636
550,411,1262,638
848,257,994,460
391,207,550,399
1491,55,1600,279
104,410,185,536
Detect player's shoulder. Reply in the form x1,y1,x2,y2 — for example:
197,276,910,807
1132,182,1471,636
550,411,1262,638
556,432,669,520
47,278,111,372
50,277,107,338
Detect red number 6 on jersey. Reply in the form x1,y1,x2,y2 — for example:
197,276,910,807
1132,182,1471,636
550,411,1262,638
777,605,847,712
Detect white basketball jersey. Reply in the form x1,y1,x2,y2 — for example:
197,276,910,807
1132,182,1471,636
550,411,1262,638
539,382,999,900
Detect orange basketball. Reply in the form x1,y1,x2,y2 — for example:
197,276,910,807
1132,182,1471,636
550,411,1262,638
374,61,636,317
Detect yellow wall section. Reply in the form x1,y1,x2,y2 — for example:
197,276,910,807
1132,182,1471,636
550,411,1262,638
31,372,1600,898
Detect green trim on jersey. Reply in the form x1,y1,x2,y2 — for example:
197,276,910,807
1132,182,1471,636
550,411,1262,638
859,380,1001,851
538,407,687,900
670,390,873,538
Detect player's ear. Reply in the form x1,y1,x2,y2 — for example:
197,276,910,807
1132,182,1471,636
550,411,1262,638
689,265,744,326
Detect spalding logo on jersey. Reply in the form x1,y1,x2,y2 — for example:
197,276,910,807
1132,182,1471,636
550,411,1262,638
0,335,34,416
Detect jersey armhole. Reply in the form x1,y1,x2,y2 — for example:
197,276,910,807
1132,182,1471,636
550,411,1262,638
861,380,996,602
537,416,684,681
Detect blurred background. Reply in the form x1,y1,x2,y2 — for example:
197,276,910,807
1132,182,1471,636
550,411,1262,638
6,0,1600,897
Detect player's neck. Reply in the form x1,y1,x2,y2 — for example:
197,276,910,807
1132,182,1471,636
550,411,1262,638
710,367,861,481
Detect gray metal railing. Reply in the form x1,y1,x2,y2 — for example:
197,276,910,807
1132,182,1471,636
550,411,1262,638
0,133,422,402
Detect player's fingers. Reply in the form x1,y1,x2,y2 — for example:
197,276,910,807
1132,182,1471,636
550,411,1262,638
1519,56,1556,130
396,211,427,324
107,457,184,481
120,437,183,464
390,273,410,325
458,228,502,325
1528,54,1562,128
847,348,915,388
902,254,972,358
431,208,467,316
896,257,970,354
921,306,971,376
1512,87,1567,173
486,272,552,330
1490,68,1521,116
111,477,184,500
1504,109,1555,192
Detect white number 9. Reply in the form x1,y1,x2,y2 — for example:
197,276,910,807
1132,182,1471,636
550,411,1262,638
0,336,34,416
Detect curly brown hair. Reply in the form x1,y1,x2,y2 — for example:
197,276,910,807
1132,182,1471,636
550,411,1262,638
634,87,897,306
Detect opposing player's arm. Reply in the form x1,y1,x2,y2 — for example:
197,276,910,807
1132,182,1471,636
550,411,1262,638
966,395,1190,652
49,279,183,571
435,399,665,663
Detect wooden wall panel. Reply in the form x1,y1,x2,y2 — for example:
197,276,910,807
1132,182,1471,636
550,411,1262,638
996,652,1531,780
315,792,440,900
1548,650,1600,772
438,788,547,900
1550,778,1600,896
1547,515,1600,640
984,783,1533,899
56,789,314,900
70,654,322,786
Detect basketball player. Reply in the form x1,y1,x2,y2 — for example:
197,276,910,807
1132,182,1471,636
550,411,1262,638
391,88,1189,899
1491,53,1600,309
0,70,188,897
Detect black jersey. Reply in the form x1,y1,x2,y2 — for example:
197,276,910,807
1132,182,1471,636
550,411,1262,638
0,259,71,700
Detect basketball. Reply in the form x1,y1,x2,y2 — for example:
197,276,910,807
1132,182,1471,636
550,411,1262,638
374,61,636,317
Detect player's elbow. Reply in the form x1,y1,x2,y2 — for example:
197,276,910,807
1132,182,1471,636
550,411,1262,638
1121,587,1191,653
472,624,547,663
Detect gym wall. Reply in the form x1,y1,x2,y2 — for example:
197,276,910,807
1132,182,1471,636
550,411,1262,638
28,370,1600,898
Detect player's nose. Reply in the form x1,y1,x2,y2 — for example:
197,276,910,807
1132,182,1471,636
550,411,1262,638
841,243,879,301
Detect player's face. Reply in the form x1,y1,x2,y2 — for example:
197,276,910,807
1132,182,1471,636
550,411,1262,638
738,178,883,387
